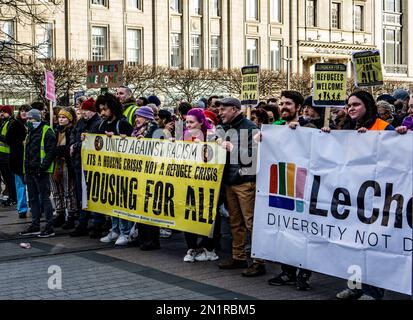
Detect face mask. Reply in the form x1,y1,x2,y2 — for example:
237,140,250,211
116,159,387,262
26,121,40,130
26,121,33,130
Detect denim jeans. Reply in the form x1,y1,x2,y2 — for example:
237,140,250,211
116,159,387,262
111,217,133,236
14,174,28,215
26,173,53,229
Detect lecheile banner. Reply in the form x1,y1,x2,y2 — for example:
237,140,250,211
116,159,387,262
81,134,226,236
252,125,413,295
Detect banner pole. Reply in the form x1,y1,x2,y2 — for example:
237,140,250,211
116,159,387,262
323,107,331,128
247,104,252,120
49,100,53,128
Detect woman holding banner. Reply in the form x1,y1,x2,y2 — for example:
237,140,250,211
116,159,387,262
131,106,162,251
181,108,221,263
95,93,134,246
322,90,407,300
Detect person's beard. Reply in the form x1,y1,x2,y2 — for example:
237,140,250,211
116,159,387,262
281,108,296,122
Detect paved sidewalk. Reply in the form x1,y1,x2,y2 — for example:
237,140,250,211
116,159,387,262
0,206,409,300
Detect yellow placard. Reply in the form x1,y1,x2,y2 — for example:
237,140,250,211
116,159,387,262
81,134,226,236
241,65,260,105
352,50,384,88
313,63,347,107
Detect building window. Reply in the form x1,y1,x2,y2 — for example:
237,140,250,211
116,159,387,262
307,0,317,27
170,33,182,68
210,36,221,69
170,0,182,13
190,34,201,68
127,29,142,65
211,0,220,17
331,2,341,29
128,0,142,10
91,0,107,6
270,0,281,23
384,28,401,65
384,0,401,12
36,23,53,59
270,40,281,71
246,38,258,65
246,0,258,20
91,26,107,61
354,5,364,31
191,0,202,15
0,21,14,58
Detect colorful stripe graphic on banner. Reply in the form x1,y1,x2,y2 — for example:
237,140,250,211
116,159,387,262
269,163,307,213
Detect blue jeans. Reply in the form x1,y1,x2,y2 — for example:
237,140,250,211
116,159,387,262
26,173,53,229
14,174,28,215
111,217,133,236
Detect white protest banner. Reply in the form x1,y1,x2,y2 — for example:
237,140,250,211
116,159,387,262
252,125,413,295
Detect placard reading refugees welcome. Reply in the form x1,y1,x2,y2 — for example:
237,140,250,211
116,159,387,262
81,134,226,236
313,63,347,106
86,60,124,89
252,125,413,295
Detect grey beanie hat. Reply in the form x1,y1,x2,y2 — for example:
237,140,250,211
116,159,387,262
27,109,42,122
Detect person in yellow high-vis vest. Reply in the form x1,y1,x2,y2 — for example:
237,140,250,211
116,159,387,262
116,86,138,126
0,105,17,207
19,109,56,238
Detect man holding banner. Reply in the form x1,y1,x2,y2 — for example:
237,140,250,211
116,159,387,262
266,90,315,291
216,97,266,277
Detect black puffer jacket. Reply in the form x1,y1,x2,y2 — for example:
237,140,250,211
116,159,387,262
70,113,101,170
6,117,27,175
24,122,56,174
222,113,259,186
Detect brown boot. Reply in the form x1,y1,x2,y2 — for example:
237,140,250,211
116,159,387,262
242,263,266,277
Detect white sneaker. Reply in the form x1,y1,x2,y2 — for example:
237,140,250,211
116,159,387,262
195,248,219,262
336,288,361,300
183,249,197,263
115,234,129,246
358,294,377,300
100,231,119,243
160,228,172,238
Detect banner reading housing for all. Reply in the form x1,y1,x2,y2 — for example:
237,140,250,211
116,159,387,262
81,134,226,236
252,125,413,295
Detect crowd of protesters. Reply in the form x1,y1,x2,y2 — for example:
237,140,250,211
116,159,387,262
0,85,412,300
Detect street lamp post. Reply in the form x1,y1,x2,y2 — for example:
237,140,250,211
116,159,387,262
282,45,293,90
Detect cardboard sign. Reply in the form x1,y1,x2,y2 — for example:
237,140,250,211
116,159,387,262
353,50,384,88
86,60,124,89
45,70,56,102
241,65,260,105
313,63,347,107
73,91,86,108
